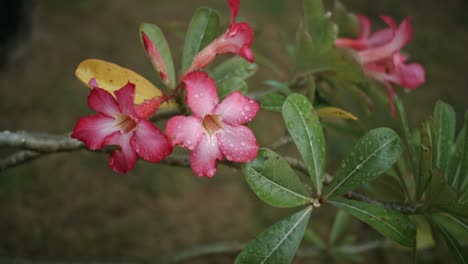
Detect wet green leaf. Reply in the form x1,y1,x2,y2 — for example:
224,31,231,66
182,7,220,73
433,100,456,175
328,198,416,247
283,94,326,194
324,128,403,198
208,57,257,98
235,207,312,264
243,149,311,208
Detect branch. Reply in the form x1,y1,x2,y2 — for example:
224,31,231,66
345,191,423,214
0,131,84,152
0,150,41,171
268,135,293,150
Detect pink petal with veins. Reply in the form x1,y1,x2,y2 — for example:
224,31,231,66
166,116,203,150
114,82,138,119
141,32,169,85
359,17,413,64
214,91,258,126
183,71,219,117
87,87,120,117
357,15,372,38
107,132,138,173
71,113,117,150
217,124,258,163
134,97,162,119
190,134,223,177
131,120,172,163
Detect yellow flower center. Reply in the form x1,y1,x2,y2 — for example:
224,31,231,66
202,114,223,136
114,114,137,133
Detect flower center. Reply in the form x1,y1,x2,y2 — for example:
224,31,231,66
202,114,223,136
114,114,137,133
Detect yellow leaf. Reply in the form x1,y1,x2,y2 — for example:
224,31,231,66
316,107,358,121
75,59,173,108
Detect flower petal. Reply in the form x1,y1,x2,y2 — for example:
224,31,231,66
214,91,258,126
394,54,425,89
71,113,116,150
87,87,120,117
183,71,219,117
130,120,172,162
358,17,413,64
357,15,372,38
190,134,223,177
166,116,203,150
217,124,258,163
141,32,169,85
114,82,138,118
134,97,162,119
228,0,240,25
107,132,138,173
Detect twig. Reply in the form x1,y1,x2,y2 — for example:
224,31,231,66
284,156,308,175
268,135,293,150
0,131,84,152
0,150,41,171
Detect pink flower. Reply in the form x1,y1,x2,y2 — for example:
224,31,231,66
335,15,425,113
71,79,172,173
185,0,254,75
166,71,259,177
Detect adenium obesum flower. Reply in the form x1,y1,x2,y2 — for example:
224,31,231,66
335,15,425,113
71,79,172,173
185,0,254,75
166,71,259,177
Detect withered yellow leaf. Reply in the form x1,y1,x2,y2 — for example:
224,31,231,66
75,59,172,107
316,107,358,121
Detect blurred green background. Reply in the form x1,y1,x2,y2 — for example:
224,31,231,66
0,0,467,263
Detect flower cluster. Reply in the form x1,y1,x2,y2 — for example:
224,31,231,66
335,15,426,113
72,0,259,176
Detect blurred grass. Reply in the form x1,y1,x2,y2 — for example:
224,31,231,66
0,0,467,263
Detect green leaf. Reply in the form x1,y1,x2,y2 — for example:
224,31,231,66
433,100,456,175
328,198,416,247
182,7,220,73
139,23,176,88
329,210,351,246
324,128,403,198
208,57,258,98
235,207,312,264
432,213,468,240
457,111,468,199
394,96,418,176
294,29,364,83
264,80,292,95
433,221,468,264
302,0,337,51
333,0,360,38
260,93,286,112
282,94,326,194
417,121,433,199
243,149,311,208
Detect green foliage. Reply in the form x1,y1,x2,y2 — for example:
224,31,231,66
333,0,360,38
235,207,312,264
282,94,326,194
432,220,468,264
260,93,286,112
139,23,176,88
182,7,220,73
324,128,403,198
329,210,351,246
208,57,257,98
328,199,416,247
433,100,456,175
243,149,311,208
